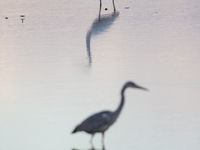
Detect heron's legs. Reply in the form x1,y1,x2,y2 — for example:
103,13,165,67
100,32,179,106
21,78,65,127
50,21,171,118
112,0,116,12
102,132,105,149
100,0,102,9
90,134,94,148
99,0,102,20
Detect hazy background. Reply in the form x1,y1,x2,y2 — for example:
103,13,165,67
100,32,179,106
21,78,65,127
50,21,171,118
0,0,200,150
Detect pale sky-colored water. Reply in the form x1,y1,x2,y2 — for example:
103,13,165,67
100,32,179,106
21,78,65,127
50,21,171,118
0,0,200,150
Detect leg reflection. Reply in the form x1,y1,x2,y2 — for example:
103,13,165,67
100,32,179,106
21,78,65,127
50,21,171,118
112,0,116,12
99,0,102,21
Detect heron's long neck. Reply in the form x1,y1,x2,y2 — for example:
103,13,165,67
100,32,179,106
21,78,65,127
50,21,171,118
113,86,126,119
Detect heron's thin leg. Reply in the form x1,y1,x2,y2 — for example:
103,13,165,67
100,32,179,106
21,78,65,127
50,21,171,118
112,0,116,12
99,0,102,20
102,132,105,148
90,134,94,148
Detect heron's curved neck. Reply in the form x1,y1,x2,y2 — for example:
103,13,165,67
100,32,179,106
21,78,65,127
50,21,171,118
114,86,127,118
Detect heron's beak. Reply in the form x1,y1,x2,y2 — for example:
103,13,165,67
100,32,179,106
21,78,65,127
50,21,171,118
136,85,149,91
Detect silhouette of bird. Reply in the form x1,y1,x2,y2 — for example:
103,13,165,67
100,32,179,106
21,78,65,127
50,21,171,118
72,81,148,147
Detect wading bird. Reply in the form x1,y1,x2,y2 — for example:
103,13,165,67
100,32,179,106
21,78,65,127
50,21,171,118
72,81,148,148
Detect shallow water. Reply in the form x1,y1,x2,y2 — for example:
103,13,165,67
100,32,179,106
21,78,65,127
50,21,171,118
0,0,200,150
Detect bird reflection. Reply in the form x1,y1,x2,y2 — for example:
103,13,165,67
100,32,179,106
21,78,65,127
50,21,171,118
86,0,119,65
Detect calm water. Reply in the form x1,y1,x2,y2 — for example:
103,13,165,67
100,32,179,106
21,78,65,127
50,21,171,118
0,0,200,150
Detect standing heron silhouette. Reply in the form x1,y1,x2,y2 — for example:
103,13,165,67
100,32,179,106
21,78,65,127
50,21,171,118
72,81,148,148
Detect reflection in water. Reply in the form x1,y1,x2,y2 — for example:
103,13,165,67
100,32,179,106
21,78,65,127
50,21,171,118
86,1,119,65
99,0,116,16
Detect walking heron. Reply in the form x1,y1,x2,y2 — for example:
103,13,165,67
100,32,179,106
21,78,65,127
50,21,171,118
72,81,148,147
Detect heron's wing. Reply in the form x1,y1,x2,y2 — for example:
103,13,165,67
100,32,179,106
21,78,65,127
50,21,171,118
77,111,113,133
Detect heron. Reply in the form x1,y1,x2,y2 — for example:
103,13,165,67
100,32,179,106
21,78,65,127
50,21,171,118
71,81,148,147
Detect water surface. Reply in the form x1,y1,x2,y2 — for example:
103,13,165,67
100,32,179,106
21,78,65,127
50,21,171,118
0,0,200,150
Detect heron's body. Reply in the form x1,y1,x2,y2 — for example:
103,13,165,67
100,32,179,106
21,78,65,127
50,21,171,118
72,81,147,147
73,111,114,134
